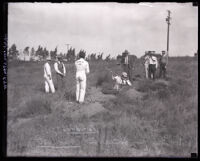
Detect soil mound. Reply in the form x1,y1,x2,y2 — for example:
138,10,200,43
70,102,107,118
125,88,145,100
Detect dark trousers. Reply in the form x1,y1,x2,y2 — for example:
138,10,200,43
159,63,167,78
122,64,132,81
56,74,64,91
149,64,156,80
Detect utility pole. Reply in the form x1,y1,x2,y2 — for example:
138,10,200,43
166,10,171,55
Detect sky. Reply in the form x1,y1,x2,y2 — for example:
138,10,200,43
8,2,198,58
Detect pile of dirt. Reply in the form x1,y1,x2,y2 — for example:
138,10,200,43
125,88,145,100
70,102,107,118
155,79,170,86
51,87,115,119
86,87,116,103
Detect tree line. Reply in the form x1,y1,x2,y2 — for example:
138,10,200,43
8,44,66,61
8,43,137,62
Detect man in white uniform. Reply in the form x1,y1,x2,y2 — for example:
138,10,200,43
75,51,90,103
149,54,158,80
112,74,122,91
144,52,150,79
44,58,55,93
54,56,66,91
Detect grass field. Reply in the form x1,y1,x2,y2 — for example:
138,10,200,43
7,57,198,157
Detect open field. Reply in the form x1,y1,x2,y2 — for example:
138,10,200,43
7,57,198,157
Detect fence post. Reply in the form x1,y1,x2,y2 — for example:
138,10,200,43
96,127,102,156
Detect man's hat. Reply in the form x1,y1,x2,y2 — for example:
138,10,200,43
124,50,129,54
122,72,128,78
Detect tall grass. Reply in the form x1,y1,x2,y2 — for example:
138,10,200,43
101,57,197,156
7,57,197,156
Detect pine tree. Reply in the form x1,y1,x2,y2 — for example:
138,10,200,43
66,47,76,62
50,46,58,60
23,47,30,55
30,47,35,59
97,52,103,60
105,54,111,61
8,44,19,60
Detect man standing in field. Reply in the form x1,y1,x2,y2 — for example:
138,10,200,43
121,50,135,81
149,54,158,80
75,51,90,104
44,58,55,93
143,51,150,79
54,56,66,91
159,50,168,79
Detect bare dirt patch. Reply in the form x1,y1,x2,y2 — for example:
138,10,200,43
125,88,145,100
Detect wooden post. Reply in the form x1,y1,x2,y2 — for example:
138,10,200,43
96,127,102,156
166,10,171,56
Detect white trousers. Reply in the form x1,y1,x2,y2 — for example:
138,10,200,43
114,83,120,91
144,63,149,79
45,77,55,93
76,73,86,103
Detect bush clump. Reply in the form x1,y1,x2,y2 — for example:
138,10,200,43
14,98,52,119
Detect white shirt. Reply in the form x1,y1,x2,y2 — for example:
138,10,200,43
112,75,132,86
75,58,90,75
44,62,52,79
112,75,122,84
149,56,158,68
54,61,66,76
144,55,150,66
125,56,129,64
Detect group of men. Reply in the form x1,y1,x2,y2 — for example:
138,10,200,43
109,50,135,92
43,49,168,104
44,52,89,104
110,50,169,92
144,50,168,80
120,50,168,81
44,56,66,94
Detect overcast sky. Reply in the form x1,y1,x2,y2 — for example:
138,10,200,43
8,2,198,57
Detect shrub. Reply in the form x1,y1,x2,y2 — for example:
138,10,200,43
137,79,168,93
64,90,76,101
96,72,112,87
14,97,52,119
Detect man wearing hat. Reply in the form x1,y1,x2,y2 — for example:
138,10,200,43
159,50,168,79
54,56,66,91
121,72,132,86
44,57,55,93
121,50,135,81
149,54,158,80
112,72,132,91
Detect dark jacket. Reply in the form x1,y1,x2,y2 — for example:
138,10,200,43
121,55,135,68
